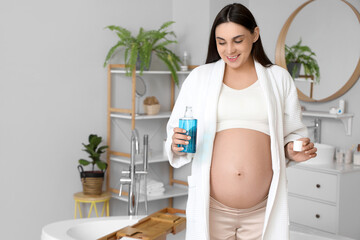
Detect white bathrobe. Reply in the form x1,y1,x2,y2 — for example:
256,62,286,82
165,59,307,240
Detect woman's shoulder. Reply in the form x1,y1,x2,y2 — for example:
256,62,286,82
182,61,220,86
190,61,219,75
266,64,294,85
267,64,291,77
266,64,296,95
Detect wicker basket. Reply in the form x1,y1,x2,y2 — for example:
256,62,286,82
81,177,104,195
144,104,160,115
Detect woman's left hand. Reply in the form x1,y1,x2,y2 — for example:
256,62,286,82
285,138,317,162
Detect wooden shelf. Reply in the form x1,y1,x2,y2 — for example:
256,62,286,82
110,111,171,120
112,184,188,202
111,151,168,165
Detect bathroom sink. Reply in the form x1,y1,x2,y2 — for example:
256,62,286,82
301,143,335,165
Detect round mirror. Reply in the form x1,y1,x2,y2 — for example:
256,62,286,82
275,0,360,102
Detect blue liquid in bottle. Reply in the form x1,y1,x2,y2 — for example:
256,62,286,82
178,106,197,153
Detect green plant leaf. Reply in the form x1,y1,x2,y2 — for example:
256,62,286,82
79,159,91,166
96,161,107,171
104,41,125,67
97,145,108,154
159,21,175,31
157,52,179,86
105,25,131,40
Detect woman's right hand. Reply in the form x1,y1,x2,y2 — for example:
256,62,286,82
171,127,191,156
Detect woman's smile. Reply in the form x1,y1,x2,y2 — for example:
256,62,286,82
226,54,240,62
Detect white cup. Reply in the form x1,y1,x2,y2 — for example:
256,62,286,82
293,140,303,152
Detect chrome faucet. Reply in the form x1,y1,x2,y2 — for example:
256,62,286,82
119,129,148,215
307,118,321,143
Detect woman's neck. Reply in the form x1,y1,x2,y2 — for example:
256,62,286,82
225,56,255,75
223,57,258,89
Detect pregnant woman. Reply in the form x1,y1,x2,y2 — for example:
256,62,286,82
165,3,317,240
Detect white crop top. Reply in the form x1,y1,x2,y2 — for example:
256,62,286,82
216,80,269,135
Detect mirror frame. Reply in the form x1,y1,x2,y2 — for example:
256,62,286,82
275,0,360,102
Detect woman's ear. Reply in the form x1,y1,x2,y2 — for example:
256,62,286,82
253,27,260,43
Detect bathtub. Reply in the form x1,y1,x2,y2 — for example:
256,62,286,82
42,216,355,240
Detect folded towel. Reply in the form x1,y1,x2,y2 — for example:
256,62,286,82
140,186,165,196
147,187,165,196
146,178,164,189
147,184,164,192
139,177,164,191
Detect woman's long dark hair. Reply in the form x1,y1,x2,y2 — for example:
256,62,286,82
206,3,272,67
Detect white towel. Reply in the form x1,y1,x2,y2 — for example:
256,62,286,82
146,178,164,189
139,177,165,196
140,186,165,196
147,187,165,196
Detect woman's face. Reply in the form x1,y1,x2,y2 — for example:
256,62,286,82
215,22,259,70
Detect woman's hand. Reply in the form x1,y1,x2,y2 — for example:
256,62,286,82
285,138,317,162
171,127,190,156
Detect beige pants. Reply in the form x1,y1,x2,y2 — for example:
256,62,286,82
209,196,267,240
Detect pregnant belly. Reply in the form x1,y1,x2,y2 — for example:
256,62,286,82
210,128,273,209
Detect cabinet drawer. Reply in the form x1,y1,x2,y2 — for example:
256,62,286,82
289,196,337,233
287,167,337,202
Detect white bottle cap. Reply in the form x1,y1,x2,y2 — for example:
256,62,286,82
184,106,193,118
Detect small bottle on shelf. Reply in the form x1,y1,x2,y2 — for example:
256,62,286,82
180,51,189,71
337,99,345,114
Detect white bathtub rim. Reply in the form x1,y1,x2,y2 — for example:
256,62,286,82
42,217,356,240
41,215,144,240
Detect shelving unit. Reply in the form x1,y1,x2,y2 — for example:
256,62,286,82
302,110,354,135
106,64,195,207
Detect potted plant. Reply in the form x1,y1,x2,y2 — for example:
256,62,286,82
285,39,320,84
78,134,108,195
103,21,182,86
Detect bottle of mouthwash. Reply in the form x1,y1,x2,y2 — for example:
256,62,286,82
178,106,197,153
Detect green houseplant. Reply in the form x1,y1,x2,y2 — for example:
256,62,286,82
78,134,108,195
103,21,182,85
285,39,320,84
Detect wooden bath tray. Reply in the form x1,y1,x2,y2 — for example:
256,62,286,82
98,208,186,240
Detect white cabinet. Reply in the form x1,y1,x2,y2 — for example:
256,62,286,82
287,163,360,239
106,64,193,209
